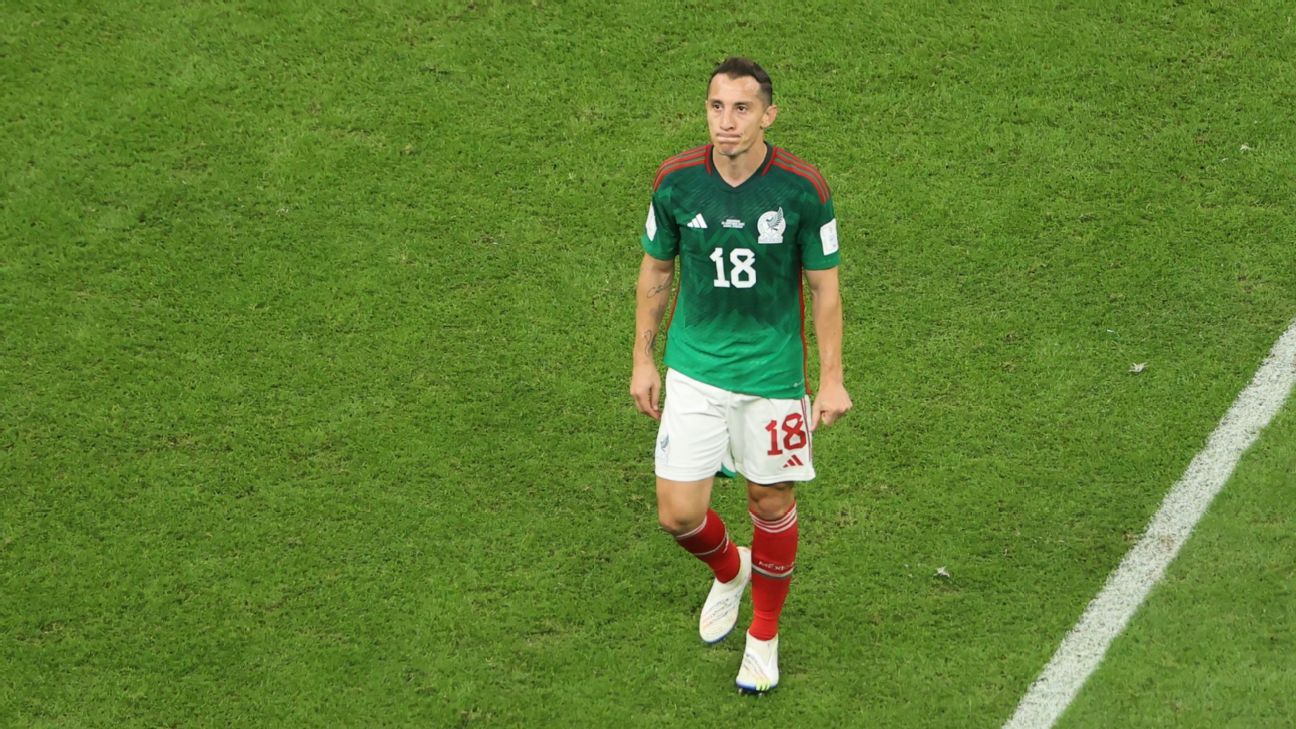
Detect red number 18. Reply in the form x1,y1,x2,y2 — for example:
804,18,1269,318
765,413,808,456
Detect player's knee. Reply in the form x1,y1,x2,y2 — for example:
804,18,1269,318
657,509,704,536
749,500,793,522
747,481,795,521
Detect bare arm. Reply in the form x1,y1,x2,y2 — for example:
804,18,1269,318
630,253,675,420
805,266,852,429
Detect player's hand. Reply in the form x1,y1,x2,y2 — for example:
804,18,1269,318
811,382,852,431
630,364,663,421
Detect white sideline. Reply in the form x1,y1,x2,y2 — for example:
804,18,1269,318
1004,318,1296,729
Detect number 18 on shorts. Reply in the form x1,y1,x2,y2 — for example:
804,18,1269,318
655,369,815,484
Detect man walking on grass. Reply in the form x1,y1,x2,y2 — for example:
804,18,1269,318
631,57,851,693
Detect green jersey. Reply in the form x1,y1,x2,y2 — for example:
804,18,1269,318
641,143,840,399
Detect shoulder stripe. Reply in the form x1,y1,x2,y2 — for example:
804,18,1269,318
773,149,829,185
775,147,822,173
655,147,707,178
659,145,708,168
771,159,829,203
775,147,813,165
772,148,831,199
653,158,707,191
653,145,711,190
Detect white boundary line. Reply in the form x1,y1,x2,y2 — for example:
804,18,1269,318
1004,318,1296,729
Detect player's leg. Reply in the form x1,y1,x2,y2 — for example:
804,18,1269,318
656,475,742,587
655,476,709,533
656,476,750,643
654,370,749,642
746,479,798,641
729,393,812,692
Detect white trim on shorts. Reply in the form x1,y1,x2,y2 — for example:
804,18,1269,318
654,369,815,483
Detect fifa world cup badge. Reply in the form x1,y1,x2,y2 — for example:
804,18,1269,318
757,208,786,244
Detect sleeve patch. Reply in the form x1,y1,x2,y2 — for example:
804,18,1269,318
645,202,657,241
820,218,839,255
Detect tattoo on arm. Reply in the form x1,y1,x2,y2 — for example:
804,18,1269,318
638,274,670,357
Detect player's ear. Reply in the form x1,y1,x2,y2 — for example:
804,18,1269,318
762,104,778,129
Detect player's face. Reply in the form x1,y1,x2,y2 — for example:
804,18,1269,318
706,74,777,160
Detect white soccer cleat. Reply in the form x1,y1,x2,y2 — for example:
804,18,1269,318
699,546,751,644
736,632,779,694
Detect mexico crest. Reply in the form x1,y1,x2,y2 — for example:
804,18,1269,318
757,208,786,244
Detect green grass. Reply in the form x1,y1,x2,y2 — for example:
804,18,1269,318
1058,400,1296,728
2,1,1295,726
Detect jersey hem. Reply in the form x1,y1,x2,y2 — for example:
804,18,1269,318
736,466,817,485
665,363,806,401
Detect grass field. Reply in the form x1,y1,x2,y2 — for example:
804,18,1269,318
1058,398,1296,727
3,1,1294,727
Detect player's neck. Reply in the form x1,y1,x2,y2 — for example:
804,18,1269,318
712,141,768,188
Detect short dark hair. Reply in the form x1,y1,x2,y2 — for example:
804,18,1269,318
710,57,773,106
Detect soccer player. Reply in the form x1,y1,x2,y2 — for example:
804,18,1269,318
630,57,852,693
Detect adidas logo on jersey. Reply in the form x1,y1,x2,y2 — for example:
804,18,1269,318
686,213,707,229
783,454,805,469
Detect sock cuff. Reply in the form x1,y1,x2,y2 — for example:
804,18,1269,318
673,512,710,540
750,502,797,534
674,509,731,558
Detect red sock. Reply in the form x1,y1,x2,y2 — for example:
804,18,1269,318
674,508,740,583
749,502,798,640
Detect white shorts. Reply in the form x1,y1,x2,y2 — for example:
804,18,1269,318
655,369,815,484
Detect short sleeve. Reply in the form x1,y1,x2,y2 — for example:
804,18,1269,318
640,188,679,260
798,194,840,270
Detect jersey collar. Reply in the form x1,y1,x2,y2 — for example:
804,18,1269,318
709,143,774,191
